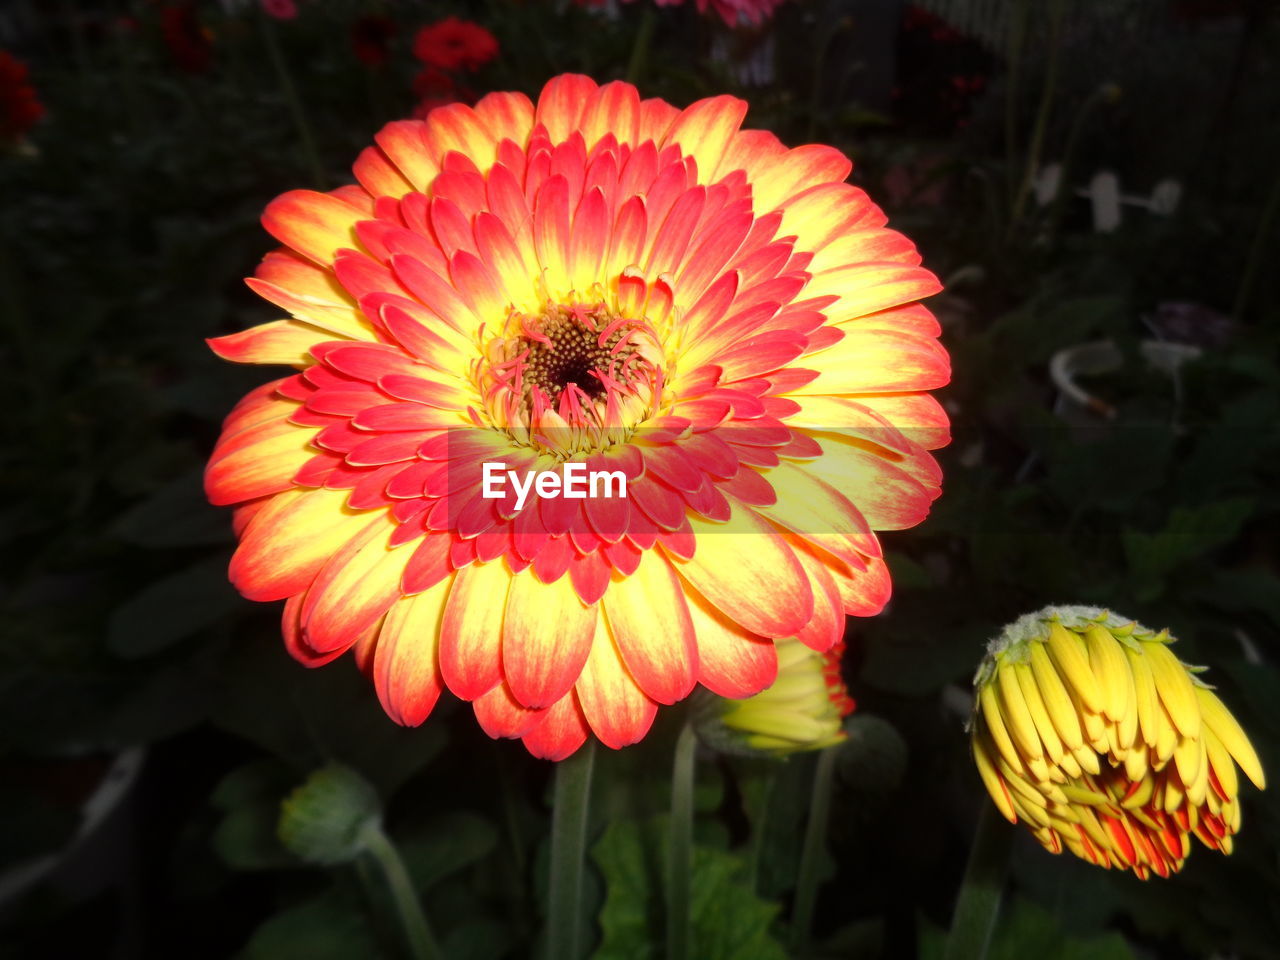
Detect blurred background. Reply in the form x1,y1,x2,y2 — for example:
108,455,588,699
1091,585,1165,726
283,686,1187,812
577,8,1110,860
1,0,1278,957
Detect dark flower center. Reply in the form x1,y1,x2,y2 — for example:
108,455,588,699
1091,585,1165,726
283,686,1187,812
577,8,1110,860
521,304,626,403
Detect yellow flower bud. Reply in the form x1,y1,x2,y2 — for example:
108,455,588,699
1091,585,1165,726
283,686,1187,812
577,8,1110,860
697,639,855,756
970,606,1264,879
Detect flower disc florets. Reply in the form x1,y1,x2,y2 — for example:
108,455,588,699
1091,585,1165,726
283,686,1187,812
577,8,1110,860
478,297,665,457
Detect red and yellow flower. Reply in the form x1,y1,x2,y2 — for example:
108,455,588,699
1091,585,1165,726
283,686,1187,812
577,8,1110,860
971,606,1266,878
206,75,949,759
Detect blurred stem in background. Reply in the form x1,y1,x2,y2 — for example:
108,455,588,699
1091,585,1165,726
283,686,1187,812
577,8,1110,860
1232,164,1280,321
744,762,780,894
358,821,444,960
259,9,327,190
1009,0,1067,234
789,745,837,957
545,741,597,960
1044,82,1119,248
1003,0,1030,213
666,723,698,960
943,802,1013,960
626,7,657,86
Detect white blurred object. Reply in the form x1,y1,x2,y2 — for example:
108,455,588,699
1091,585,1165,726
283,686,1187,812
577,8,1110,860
1034,163,1183,233
1049,339,1202,419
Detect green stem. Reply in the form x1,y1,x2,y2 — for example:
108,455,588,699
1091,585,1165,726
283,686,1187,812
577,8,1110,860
1231,164,1280,321
806,22,844,141
745,764,779,895
789,747,837,957
667,724,698,960
1044,87,1108,248
1004,0,1030,211
625,7,657,86
360,821,444,960
259,11,327,190
943,802,1013,960
545,740,597,960
1009,0,1066,232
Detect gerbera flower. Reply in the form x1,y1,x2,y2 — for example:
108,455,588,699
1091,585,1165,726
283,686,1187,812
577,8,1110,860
0,51,43,143
697,639,854,754
206,74,949,760
411,17,498,74
970,606,1266,878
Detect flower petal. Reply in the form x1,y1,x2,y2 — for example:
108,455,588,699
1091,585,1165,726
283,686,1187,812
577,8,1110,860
503,572,597,709
672,499,813,637
521,691,590,760
602,549,698,704
439,560,510,700
576,614,658,749
228,488,381,602
686,589,778,698
374,580,452,726
262,189,370,267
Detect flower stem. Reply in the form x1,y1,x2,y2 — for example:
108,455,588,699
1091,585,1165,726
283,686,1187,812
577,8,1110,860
359,821,444,960
667,723,698,960
943,802,1013,960
1044,86,1109,248
744,763,779,894
625,7,657,87
1009,0,1065,232
545,740,597,960
789,746,836,957
1003,0,1030,210
259,11,327,190
1231,164,1280,321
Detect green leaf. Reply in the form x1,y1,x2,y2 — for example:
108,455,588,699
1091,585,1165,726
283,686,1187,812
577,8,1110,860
237,890,386,960
592,816,788,960
212,638,447,795
107,552,240,658
399,812,499,891
921,898,1135,960
437,917,518,960
989,295,1128,363
110,469,232,548
1122,497,1255,600
210,761,300,872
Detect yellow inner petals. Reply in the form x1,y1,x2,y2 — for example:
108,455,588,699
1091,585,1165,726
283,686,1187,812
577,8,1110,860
970,609,1265,880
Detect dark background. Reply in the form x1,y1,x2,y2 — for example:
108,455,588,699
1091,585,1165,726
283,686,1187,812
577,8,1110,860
1,0,1279,957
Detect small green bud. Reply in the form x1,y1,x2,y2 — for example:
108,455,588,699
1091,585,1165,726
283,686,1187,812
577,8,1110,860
278,764,381,866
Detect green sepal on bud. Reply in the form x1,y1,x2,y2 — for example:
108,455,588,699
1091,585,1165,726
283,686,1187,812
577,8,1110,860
278,763,382,866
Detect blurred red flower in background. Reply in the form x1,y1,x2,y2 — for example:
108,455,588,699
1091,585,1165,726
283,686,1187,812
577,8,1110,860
693,0,786,27
0,51,43,143
351,15,395,67
412,17,498,73
160,3,213,73
410,66,474,119
262,0,298,22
